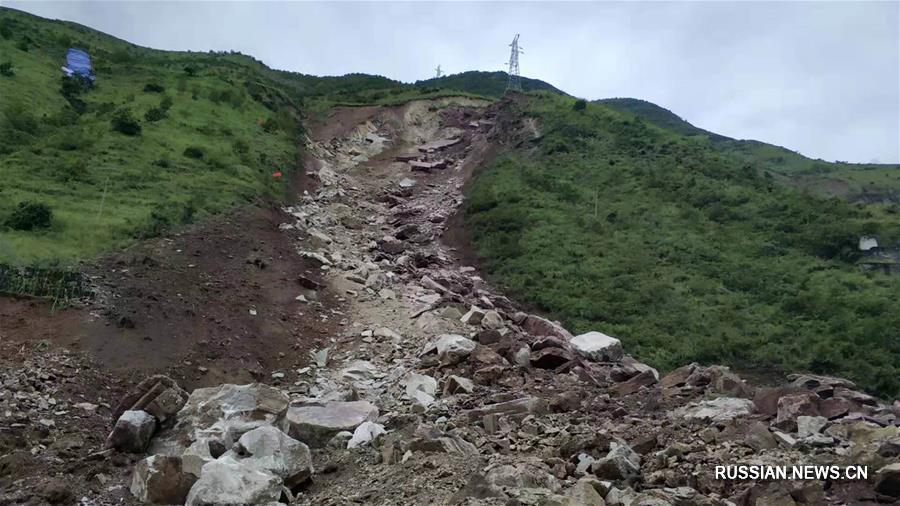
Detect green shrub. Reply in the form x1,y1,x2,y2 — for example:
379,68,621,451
57,159,90,182
0,62,13,77
232,139,249,154
183,146,204,159
5,202,52,231
2,102,40,135
110,108,141,136
573,99,587,111
143,83,165,93
144,106,167,122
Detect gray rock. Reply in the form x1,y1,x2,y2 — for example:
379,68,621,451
286,400,379,447
568,478,606,505
677,397,755,423
185,457,282,506
520,314,573,340
182,438,215,477
570,331,624,362
177,383,290,443
772,430,797,449
236,426,313,487
590,440,641,481
131,455,196,505
461,306,486,325
107,410,157,453
485,462,560,492
444,375,475,395
347,421,386,449
435,334,477,365
480,310,504,330
405,373,438,409
796,415,827,438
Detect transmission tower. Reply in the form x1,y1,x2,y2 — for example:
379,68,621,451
434,64,443,79
505,34,523,92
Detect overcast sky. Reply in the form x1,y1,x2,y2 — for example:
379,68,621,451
7,1,899,163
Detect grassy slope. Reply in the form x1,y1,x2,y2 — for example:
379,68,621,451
465,93,900,397
0,8,479,268
599,98,900,203
0,8,311,265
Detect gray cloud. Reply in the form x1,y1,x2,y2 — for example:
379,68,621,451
7,1,898,163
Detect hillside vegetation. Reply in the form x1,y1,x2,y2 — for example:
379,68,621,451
416,70,566,98
600,98,900,204
0,7,474,272
465,93,900,397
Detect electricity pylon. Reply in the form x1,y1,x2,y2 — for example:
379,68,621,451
506,34,523,92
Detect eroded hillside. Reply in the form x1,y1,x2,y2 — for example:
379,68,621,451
2,96,898,506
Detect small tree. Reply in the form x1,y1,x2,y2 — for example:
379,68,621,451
0,62,13,77
5,201,52,231
573,99,587,111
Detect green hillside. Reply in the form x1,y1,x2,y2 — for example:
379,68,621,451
416,70,566,98
600,98,900,202
0,7,456,269
465,92,900,397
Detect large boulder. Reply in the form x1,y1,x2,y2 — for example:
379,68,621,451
590,440,641,481
236,426,313,487
107,410,157,453
185,457,282,506
677,397,755,423
435,334,477,365
481,310,504,330
131,455,197,504
176,383,290,446
520,314,573,341
286,400,379,447
485,462,560,492
570,331,624,362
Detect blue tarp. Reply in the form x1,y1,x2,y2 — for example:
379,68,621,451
62,48,95,82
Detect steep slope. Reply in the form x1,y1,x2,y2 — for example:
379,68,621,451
416,70,567,98
464,93,900,397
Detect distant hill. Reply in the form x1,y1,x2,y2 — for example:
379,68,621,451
416,70,567,98
598,98,900,201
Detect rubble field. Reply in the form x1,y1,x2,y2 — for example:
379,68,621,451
2,96,899,505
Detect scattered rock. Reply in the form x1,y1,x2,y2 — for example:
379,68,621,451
286,400,379,447
480,310,504,330
677,397,755,422
435,334,477,365
185,457,282,506
443,375,475,395
461,306,486,325
131,455,197,504
107,410,157,453
348,421,386,449
236,426,313,487
570,331,624,362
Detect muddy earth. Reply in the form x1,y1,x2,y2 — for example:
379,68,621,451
2,97,899,505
